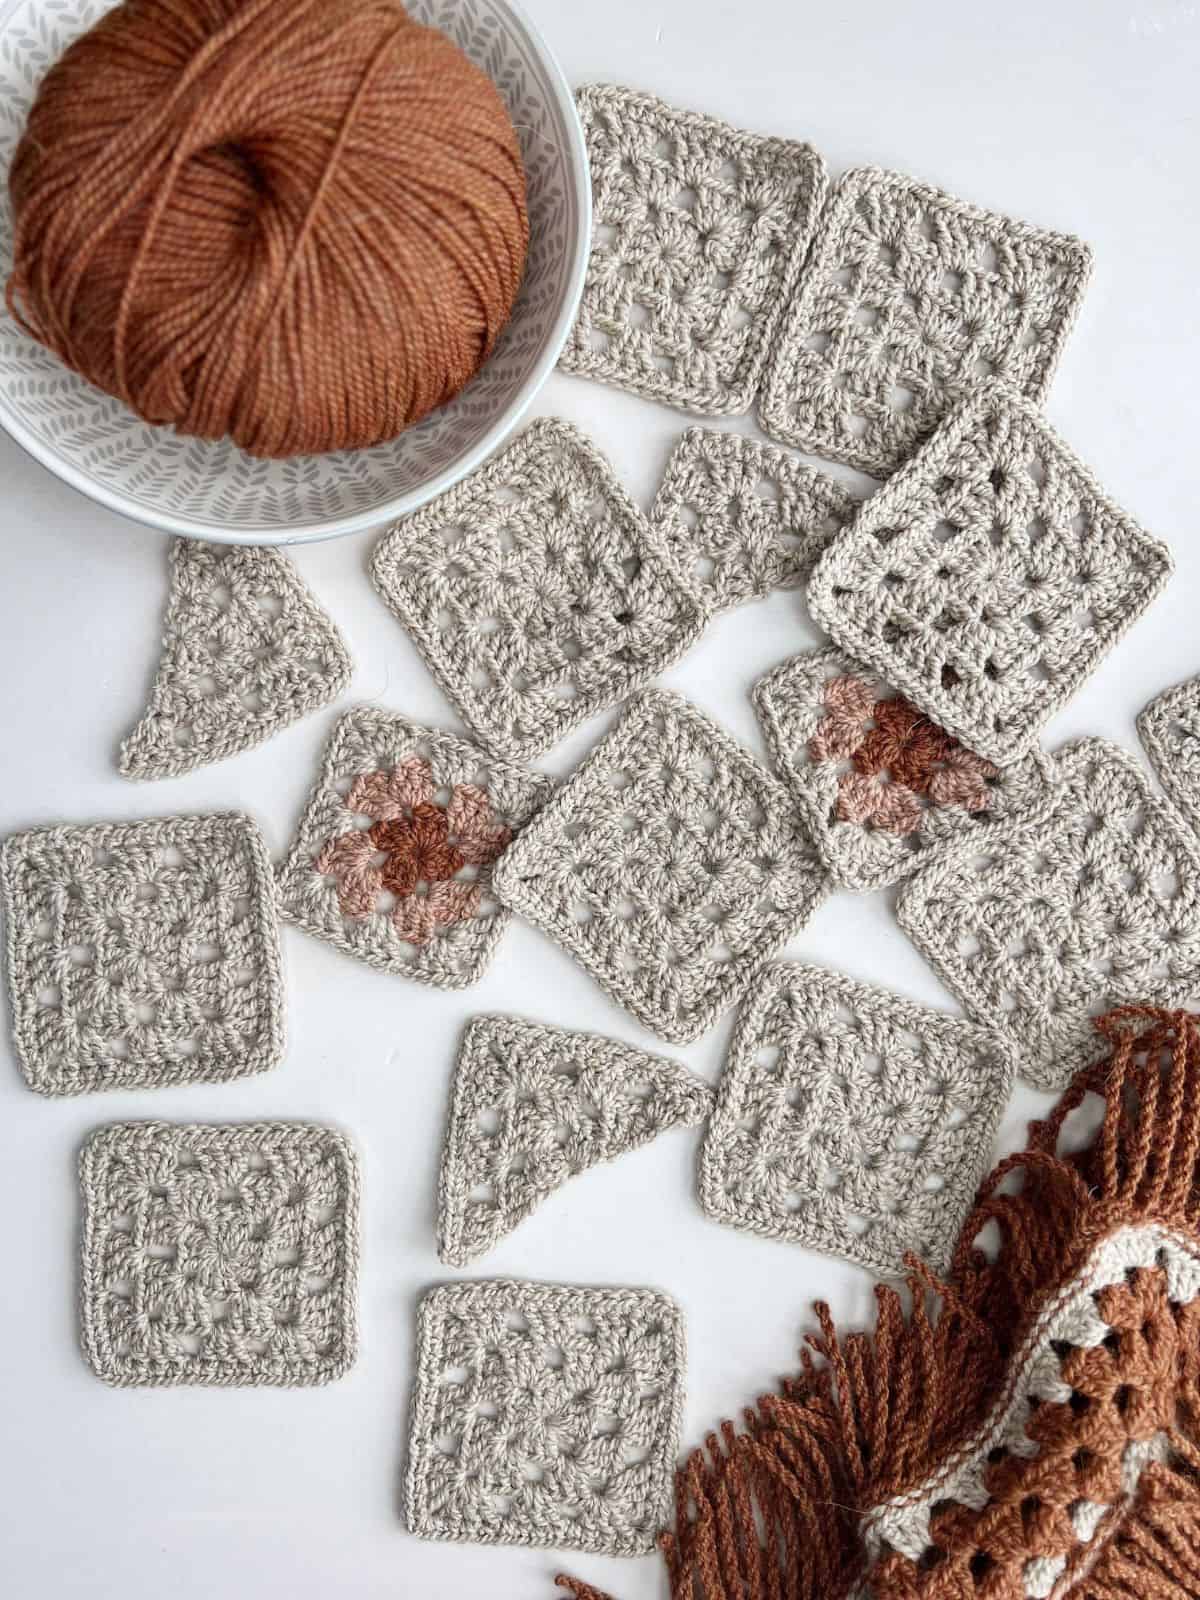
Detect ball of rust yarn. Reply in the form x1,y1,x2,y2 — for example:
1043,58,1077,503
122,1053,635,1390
5,0,529,458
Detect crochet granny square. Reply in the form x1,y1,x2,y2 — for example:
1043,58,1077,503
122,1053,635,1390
561,85,826,415
807,385,1173,765
650,427,860,614
1,812,283,1096
759,166,1091,474
753,644,1058,891
896,738,1200,1090
276,707,554,989
437,1014,711,1267
370,418,708,761
119,540,351,781
80,1121,360,1386
492,690,830,1044
404,1279,686,1554
1138,674,1200,836
698,966,1013,1275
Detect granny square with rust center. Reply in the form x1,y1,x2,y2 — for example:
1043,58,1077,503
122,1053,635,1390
753,643,1057,891
277,706,553,989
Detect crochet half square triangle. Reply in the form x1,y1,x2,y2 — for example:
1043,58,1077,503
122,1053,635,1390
119,541,352,780
437,1015,711,1267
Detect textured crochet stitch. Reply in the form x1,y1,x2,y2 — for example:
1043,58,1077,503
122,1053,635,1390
405,1279,686,1555
560,85,826,415
753,644,1059,891
492,689,830,1045
649,427,860,614
807,384,1173,764
1,812,284,1096
79,1121,360,1387
637,1007,1200,1600
698,965,1014,1277
370,418,708,761
276,706,553,989
1137,673,1200,837
896,737,1200,1091
437,1014,712,1268
758,166,1092,475
119,540,351,780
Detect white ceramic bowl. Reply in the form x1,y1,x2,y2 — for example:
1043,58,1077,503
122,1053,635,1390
0,0,589,544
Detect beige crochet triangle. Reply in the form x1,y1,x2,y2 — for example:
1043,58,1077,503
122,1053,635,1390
437,1014,712,1266
119,540,352,780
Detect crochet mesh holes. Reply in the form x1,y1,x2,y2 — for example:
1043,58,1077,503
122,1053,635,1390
437,1015,711,1267
371,418,708,761
650,427,860,613
276,707,554,989
1138,675,1200,836
808,385,1173,765
561,86,826,415
492,690,829,1045
862,1226,1200,1587
79,1122,360,1386
897,738,1200,1092
119,541,351,781
759,167,1092,475
405,1281,686,1554
753,645,1057,892
1,813,283,1096
698,966,1012,1276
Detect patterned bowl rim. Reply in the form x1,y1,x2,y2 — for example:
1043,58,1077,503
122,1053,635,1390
0,0,591,545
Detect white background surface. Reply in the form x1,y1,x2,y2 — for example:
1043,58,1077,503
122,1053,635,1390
2,2,1198,1595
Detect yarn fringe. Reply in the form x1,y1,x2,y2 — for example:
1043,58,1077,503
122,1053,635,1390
561,1006,1200,1600
1079,1463,1200,1599
553,1576,617,1600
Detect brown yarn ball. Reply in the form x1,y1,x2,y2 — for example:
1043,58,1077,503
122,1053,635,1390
5,0,529,458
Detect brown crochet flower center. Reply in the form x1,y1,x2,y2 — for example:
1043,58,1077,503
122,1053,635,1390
808,675,999,836
313,756,512,946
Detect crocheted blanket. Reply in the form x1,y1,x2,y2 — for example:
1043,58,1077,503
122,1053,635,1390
559,1007,1200,1600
